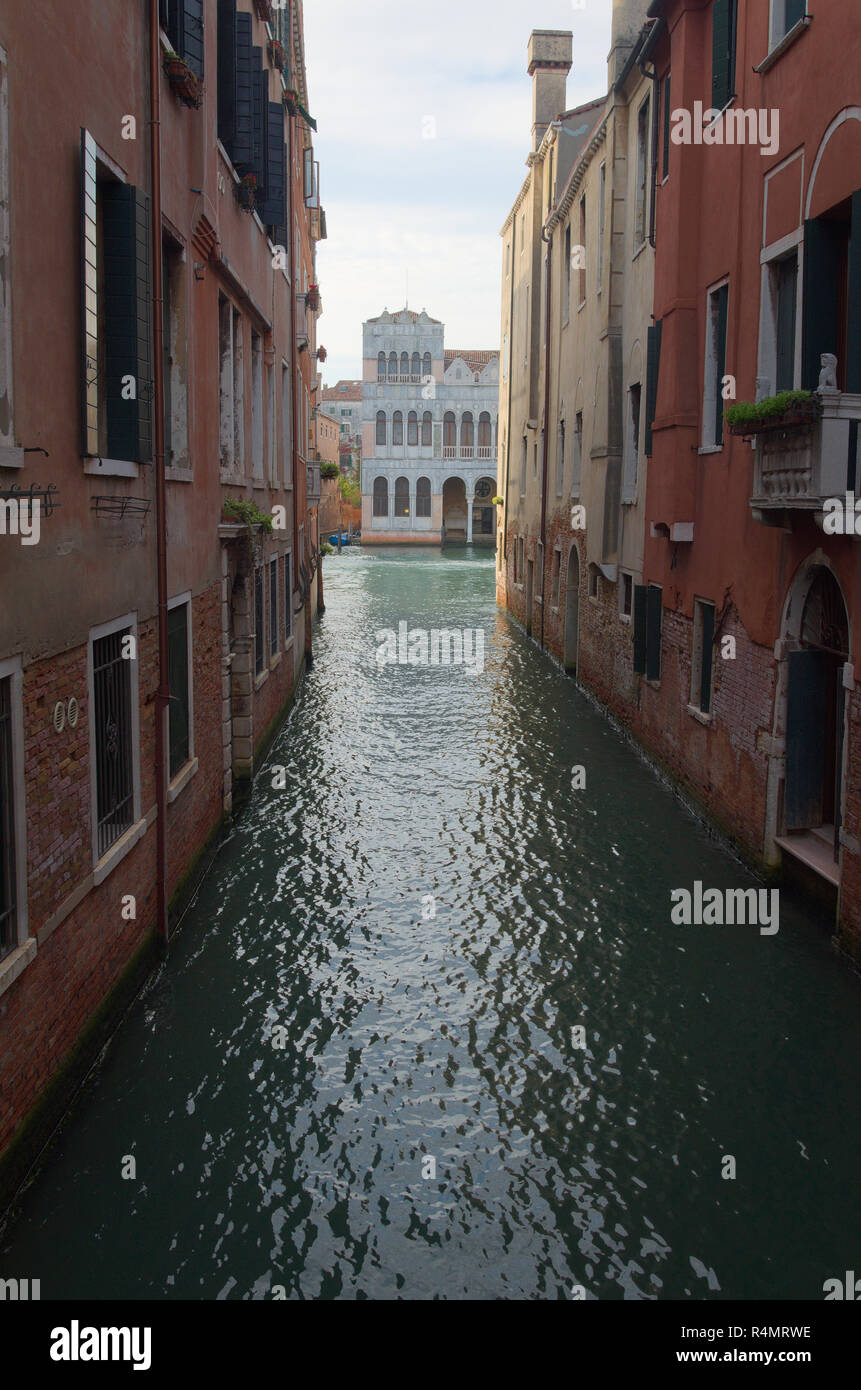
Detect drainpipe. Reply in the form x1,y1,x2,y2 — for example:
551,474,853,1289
150,0,169,945
539,222,552,650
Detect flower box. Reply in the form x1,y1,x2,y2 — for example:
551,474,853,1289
268,40,286,72
254,0,274,22
306,285,320,311
236,175,258,211
725,391,823,437
163,53,203,109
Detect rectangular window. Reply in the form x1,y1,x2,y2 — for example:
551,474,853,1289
162,234,188,468
269,558,278,658
564,223,571,320
0,673,18,962
284,552,293,638
533,439,539,479
81,131,152,463
578,195,586,304
251,330,264,478
518,536,524,584
633,584,662,680
267,363,276,481
589,566,599,599
644,320,663,456
703,281,729,447
774,252,798,392
597,163,606,290
254,566,265,676
92,627,135,858
712,0,738,113
167,599,191,779
623,383,641,501
662,72,671,180
691,598,716,715
770,0,805,50
218,293,234,470
635,97,650,249
281,362,292,487
557,419,565,497
160,0,204,80
551,548,562,607
233,308,245,471
536,541,544,598
520,436,527,496
621,571,633,618
0,51,14,452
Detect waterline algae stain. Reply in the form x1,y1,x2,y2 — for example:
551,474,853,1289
3,547,861,1300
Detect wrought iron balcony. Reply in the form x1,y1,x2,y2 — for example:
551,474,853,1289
749,392,861,527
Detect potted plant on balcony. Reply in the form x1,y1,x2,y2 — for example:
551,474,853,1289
254,0,274,22
268,39,287,72
726,389,823,437
316,346,327,362
306,283,320,311
163,51,203,108
236,172,258,211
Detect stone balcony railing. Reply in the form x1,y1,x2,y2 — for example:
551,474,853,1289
750,391,861,527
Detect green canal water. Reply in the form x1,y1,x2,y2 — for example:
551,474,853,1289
3,545,861,1300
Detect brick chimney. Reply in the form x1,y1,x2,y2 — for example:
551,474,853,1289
528,30,573,152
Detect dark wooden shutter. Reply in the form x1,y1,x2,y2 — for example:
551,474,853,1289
232,9,254,167
662,73,671,179
81,129,99,456
785,649,826,829
699,602,715,714
181,0,204,80
646,585,662,682
102,183,152,463
633,584,647,674
217,0,237,150
247,51,265,183
260,104,286,229
846,190,861,393
271,147,289,255
711,0,735,111
167,603,190,778
714,283,728,446
784,0,806,30
775,255,797,392
801,214,843,389
644,319,662,455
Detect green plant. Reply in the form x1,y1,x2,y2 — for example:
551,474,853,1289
320,542,334,556
725,390,820,430
222,497,274,533
492,495,504,505
338,475,361,507
320,460,340,481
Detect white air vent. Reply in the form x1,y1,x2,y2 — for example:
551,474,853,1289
53,701,66,733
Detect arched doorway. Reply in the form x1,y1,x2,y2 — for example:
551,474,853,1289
785,565,849,862
442,476,466,542
564,545,580,674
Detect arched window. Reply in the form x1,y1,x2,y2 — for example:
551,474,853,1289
392,410,403,445
394,476,410,517
443,411,456,456
377,351,387,381
411,352,421,380
400,351,409,380
421,411,432,447
373,476,388,516
478,411,492,455
416,476,431,518
407,410,418,446
389,351,398,379
461,411,474,456
376,410,387,445
423,351,431,377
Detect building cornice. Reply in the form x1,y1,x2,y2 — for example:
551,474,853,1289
545,110,610,233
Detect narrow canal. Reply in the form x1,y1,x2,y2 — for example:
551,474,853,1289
4,546,861,1300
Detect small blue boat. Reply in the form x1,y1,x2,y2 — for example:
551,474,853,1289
328,532,351,547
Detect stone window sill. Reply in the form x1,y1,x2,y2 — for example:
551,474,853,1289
167,756,199,804
165,465,193,483
269,651,282,671
756,17,811,74
0,936,37,1000
93,816,147,887
83,456,140,478
687,703,713,726
632,240,649,263
0,444,25,469
254,668,270,691
698,444,724,456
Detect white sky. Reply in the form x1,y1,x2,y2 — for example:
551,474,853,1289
304,0,615,385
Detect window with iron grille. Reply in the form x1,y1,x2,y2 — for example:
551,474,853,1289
255,566,265,676
93,630,134,858
284,552,292,640
0,677,17,962
167,601,190,779
269,558,278,657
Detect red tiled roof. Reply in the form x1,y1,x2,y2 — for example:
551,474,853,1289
444,350,499,373
321,380,363,401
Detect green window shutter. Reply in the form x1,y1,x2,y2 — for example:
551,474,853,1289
714,283,728,446
232,9,254,167
80,129,99,456
801,215,843,390
646,585,662,682
217,0,237,151
633,584,647,674
167,603,190,778
662,73,671,179
711,0,735,112
259,104,286,229
181,0,204,81
246,51,265,184
700,602,715,714
645,319,662,455
101,183,152,464
785,0,806,30
775,255,798,392
846,190,861,393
